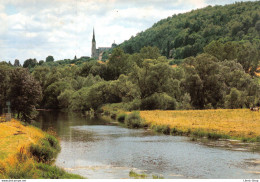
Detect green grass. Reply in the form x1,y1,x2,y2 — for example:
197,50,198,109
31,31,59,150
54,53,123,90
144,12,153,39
152,174,164,179
36,163,84,179
129,170,147,179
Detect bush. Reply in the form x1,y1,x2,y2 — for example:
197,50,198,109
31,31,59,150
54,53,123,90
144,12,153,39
46,135,60,151
153,125,171,135
129,170,147,179
29,135,60,163
117,113,127,123
141,93,176,110
125,112,144,128
127,99,141,111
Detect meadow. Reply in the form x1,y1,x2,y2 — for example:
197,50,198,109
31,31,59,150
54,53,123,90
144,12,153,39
0,119,83,179
140,109,260,141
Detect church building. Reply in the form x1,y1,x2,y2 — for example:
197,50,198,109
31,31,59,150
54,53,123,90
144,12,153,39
91,28,117,60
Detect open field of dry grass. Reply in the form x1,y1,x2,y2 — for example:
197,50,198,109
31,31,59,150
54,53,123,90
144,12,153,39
140,109,260,140
0,119,44,161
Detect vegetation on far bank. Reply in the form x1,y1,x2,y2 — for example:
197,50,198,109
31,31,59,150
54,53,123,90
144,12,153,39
140,109,260,142
0,119,83,179
102,106,260,142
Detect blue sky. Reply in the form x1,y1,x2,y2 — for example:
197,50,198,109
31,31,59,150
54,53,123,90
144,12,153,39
0,0,256,63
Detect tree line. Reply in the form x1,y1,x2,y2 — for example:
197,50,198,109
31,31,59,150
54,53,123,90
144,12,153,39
1,40,259,122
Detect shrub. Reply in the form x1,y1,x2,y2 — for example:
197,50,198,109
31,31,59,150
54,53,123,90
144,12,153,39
117,113,127,123
127,99,141,111
46,135,60,151
125,112,144,128
153,125,171,135
110,112,117,119
207,132,222,140
129,170,147,179
141,93,176,110
29,135,60,163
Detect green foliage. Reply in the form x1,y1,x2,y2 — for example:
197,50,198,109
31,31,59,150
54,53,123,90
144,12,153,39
152,175,164,179
36,163,84,179
46,56,54,62
204,40,260,75
125,112,144,128
153,125,171,135
7,161,35,179
107,47,131,80
29,135,60,163
120,1,260,59
23,58,38,69
141,93,176,110
117,113,127,123
129,170,147,179
224,88,243,109
9,68,42,121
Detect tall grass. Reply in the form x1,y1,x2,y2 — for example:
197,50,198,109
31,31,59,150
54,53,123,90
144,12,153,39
0,119,84,179
140,109,260,141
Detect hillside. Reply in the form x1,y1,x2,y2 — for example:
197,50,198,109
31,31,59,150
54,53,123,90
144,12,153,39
120,1,260,59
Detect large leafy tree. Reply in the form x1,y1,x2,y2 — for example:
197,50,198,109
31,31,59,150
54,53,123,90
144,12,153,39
46,55,54,62
0,63,12,113
9,68,42,121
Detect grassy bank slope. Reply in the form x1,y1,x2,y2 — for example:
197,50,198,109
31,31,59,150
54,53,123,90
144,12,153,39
140,109,260,141
0,119,83,179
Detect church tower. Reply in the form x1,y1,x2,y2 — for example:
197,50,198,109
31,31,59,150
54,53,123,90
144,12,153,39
91,28,96,58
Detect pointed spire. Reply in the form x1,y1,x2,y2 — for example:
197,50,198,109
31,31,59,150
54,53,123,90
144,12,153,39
92,27,95,42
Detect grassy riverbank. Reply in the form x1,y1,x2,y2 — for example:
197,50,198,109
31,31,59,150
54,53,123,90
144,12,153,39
102,106,260,142
0,119,83,179
140,109,260,142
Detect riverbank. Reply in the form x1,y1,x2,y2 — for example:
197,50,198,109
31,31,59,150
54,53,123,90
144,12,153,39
0,119,83,179
102,106,260,142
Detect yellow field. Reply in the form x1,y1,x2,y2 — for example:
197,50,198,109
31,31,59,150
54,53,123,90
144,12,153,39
0,119,44,161
140,109,260,139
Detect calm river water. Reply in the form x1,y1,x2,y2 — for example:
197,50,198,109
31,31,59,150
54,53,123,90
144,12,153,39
36,111,260,179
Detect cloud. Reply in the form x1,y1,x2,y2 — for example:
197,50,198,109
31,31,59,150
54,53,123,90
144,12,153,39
0,0,255,63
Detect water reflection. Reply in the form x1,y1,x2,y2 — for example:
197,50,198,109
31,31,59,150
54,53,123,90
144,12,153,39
36,111,260,179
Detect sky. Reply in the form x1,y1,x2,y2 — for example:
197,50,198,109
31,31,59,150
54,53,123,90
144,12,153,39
0,0,257,63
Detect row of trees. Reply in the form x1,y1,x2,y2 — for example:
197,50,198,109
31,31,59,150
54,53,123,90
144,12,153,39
0,44,259,122
0,62,42,121
31,43,259,113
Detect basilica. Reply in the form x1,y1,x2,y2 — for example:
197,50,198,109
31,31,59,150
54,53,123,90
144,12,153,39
91,29,117,60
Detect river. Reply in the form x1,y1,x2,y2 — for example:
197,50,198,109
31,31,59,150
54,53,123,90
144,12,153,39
36,111,260,179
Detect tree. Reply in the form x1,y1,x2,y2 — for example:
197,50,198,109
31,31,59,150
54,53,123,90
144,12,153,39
225,88,242,109
107,48,130,80
0,63,12,113
14,59,21,67
39,60,44,65
46,55,54,62
23,58,37,68
9,68,42,121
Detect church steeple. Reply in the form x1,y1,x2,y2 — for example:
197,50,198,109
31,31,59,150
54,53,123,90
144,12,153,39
92,28,95,42
91,27,96,58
